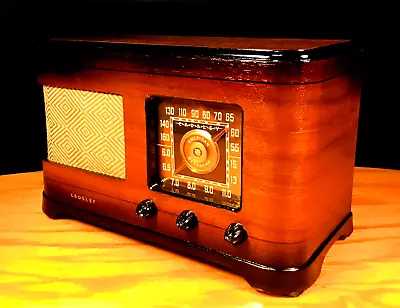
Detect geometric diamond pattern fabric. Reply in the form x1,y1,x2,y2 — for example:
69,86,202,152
43,86,126,179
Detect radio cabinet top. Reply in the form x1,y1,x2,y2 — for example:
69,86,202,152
37,35,360,84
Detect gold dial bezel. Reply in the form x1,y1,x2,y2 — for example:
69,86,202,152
179,129,220,175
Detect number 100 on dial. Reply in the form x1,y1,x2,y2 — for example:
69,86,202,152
146,96,243,211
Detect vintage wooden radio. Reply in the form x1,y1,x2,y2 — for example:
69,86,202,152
37,36,362,296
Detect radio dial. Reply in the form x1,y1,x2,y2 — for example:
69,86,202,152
147,97,243,210
180,129,220,174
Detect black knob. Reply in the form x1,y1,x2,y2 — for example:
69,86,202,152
136,199,157,219
176,210,198,231
224,223,248,245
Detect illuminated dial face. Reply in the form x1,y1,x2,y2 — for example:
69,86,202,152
146,96,243,210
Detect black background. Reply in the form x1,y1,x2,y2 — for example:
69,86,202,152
1,1,399,175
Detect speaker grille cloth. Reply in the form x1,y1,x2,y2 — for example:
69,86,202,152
43,86,126,179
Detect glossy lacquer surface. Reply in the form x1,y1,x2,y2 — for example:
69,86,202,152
38,37,362,295
0,169,399,306
40,70,361,259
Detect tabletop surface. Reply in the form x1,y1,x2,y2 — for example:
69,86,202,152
0,168,399,308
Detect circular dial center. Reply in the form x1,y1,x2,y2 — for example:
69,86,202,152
180,129,220,174
193,148,202,157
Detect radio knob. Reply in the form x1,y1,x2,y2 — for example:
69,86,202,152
176,210,198,231
136,199,158,218
224,223,248,245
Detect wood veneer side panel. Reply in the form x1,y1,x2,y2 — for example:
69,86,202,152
38,68,361,247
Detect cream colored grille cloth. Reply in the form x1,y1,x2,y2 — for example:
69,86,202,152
43,86,126,179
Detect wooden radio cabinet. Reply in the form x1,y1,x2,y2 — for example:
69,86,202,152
38,36,362,296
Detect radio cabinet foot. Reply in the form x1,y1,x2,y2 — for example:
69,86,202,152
42,192,353,297
338,231,352,241
244,213,353,296
42,194,66,219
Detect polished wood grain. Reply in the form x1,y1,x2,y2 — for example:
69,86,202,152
38,37,359,84
39,59,361,269
0,168,399,307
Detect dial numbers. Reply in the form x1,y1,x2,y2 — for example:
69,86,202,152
146,96,243,210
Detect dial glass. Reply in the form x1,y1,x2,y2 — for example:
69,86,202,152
146,96,243,210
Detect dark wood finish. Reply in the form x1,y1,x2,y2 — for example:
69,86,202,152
38,37,362,294
37,37,358,84
52,35,348,50
42,192,354,297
